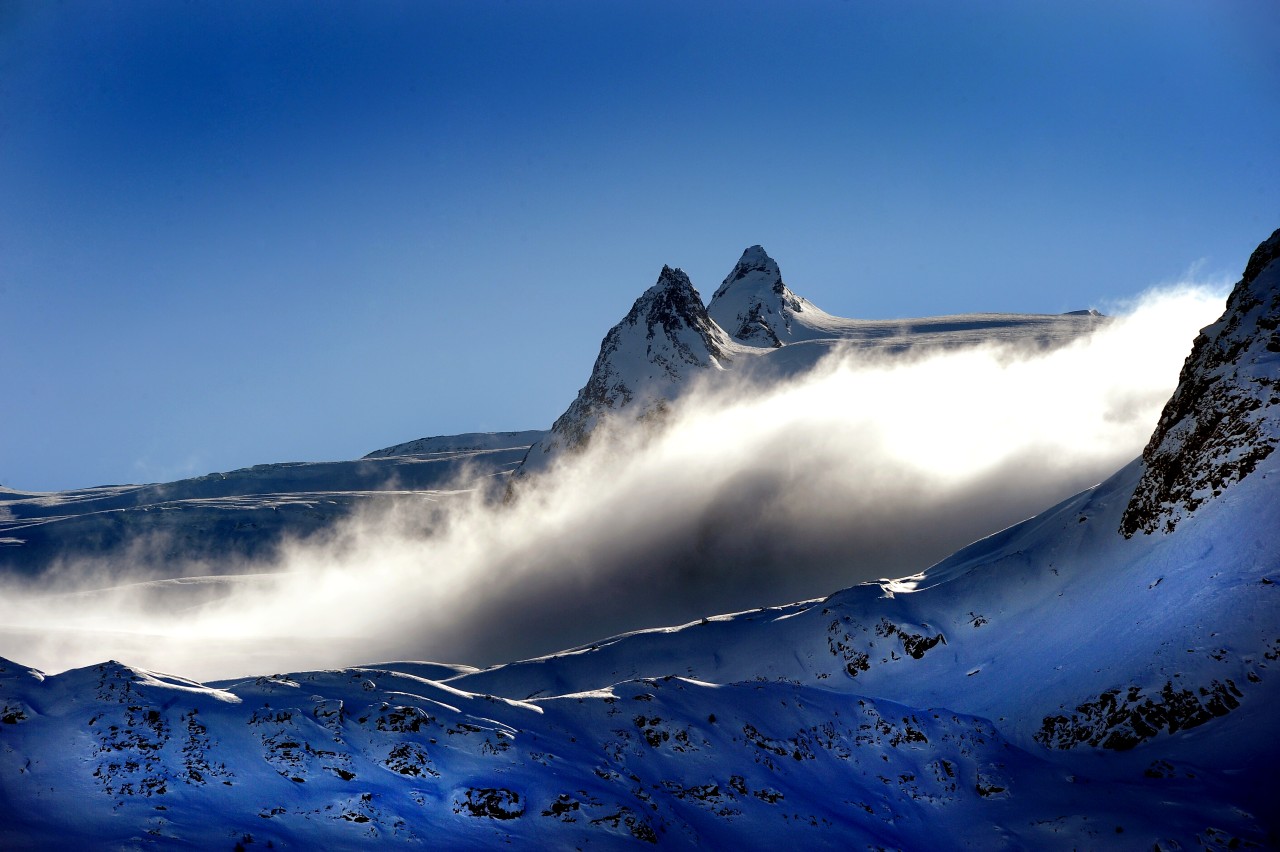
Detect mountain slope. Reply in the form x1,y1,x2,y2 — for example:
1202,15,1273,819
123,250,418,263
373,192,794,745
1122,227,1280,535
1,443,1274,849
520,266,741,473
0,233,1274,849
523,246,1105,472
0,433,540,577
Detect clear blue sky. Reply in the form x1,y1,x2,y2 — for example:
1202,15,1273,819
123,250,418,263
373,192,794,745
2,1,1277,491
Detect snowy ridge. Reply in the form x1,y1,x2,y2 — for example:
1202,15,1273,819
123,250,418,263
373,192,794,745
364,431,548,459
522,246,1105,472
521,266,742,472
0,436,538,577
1122,227,1280,535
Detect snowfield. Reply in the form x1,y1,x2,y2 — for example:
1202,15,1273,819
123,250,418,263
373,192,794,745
0,234,1276,849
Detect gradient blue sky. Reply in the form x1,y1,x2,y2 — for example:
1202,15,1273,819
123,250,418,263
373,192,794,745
2,1,1277,491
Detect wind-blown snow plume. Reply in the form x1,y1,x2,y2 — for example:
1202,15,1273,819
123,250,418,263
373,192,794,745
0,284,1227,679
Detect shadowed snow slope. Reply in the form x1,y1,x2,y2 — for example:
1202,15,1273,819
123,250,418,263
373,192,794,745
0,230,1276,849
0,434,541,576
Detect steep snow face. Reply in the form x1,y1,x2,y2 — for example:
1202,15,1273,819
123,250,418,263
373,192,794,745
706,245,818,346
522,266,740,471
1122,228,1280,536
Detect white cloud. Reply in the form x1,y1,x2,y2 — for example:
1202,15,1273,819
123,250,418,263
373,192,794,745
0,283,1229,680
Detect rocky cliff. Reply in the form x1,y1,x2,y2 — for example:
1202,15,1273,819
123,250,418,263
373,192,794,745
1121,228,1280,536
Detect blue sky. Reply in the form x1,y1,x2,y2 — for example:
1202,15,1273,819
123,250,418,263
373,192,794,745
2,1,1277,491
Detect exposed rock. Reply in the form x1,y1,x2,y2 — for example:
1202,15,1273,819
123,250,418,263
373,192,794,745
707,245,812,347
454,787,524,819
1121,227,1280,536
1034,679,1245,751
521,266,733,472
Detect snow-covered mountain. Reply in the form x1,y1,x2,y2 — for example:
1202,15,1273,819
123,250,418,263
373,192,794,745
520,266,740,473
0,228,1275,849
709,245,1107,351
0,433,543,577
707,244,845,346
1121,228,1280,536
523,246,1106,473
0,246,1103,571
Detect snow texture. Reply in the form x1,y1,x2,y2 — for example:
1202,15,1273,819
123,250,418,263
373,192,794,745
1122,227,1280,535
523,246,1105,473
0,435,540,576
1,236,1276,849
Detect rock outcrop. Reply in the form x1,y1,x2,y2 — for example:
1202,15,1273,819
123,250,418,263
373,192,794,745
1121,228,1280,536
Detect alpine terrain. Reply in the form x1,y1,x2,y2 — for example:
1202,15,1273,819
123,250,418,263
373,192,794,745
1,232,1277,850
521,246,1103,472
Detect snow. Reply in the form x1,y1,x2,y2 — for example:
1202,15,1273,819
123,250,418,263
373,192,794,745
524,248,1106,473
0,237,1276,848
364,430,549,459
0,437,540,577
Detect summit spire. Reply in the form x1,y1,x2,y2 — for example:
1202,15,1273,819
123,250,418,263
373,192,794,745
707,246,808,347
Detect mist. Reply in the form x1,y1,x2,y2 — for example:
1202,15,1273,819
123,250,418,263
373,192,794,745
0,284,1227,681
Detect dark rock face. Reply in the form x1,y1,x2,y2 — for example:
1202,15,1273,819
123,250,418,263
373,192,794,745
733,305,784,348
454,787,524,819
1121,228,1280,537
1034,679,1244,751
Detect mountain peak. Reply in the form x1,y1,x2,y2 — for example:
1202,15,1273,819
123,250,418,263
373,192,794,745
627,265,718,340
708,246,807,347
723,245,781,286
1121,226,1280,536
520,265,732,472
642,265,698,304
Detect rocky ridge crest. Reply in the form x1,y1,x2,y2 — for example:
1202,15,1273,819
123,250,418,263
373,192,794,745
1121,227,1280,536
707,245,811,347
521,266,732,470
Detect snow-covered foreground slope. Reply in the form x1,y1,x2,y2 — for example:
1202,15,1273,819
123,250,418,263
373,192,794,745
0,233,1273,849
0,433,543,577
0,451,1275,849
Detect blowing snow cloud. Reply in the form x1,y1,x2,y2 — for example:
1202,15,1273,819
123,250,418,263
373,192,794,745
0,284,1226,679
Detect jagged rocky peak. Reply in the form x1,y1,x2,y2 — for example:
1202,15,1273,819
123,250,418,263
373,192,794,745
630,265,730,356
708,245,810,347
520,264,732,471
723,244,783,286
1121,227,1280,537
